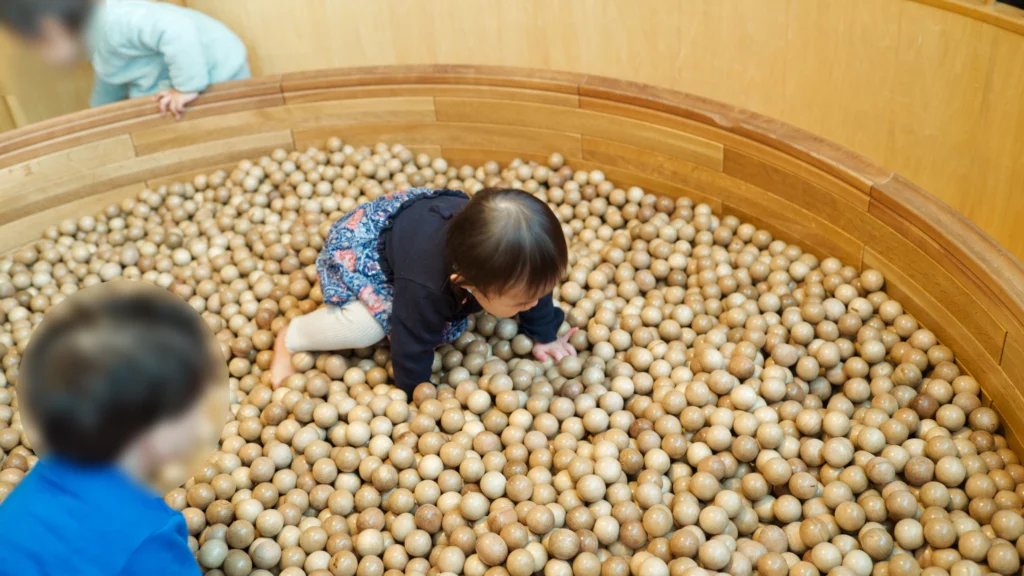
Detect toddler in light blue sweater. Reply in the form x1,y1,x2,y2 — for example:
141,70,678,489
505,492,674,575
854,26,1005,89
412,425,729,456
1,0,250,119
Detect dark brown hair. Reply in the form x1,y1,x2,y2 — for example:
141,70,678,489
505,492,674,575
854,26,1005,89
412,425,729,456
446,188,568,298
0,0,92,36
20,284,220,463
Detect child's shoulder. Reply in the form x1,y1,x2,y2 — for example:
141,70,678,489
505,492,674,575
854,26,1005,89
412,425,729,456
0,458,183,573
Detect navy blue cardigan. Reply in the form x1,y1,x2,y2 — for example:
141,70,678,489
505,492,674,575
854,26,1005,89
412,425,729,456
380,191,564,389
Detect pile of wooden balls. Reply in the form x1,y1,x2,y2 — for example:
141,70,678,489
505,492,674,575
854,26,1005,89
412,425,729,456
0,136,1023,576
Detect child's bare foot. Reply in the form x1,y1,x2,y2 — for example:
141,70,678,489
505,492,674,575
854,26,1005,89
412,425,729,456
270,329,296,388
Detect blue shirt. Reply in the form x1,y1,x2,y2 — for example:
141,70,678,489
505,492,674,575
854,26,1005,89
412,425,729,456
85,0,250,107
0,456,200,576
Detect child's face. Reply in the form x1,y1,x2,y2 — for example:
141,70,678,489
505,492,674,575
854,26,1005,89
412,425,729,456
470,284,549,319
27,16,83,66
146,402,207,462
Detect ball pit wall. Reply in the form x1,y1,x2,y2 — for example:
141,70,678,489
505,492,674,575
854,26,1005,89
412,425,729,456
1,65,1023,451
7,0,1024,265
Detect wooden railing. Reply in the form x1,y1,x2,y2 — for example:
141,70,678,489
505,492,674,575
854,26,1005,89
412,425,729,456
1,65,1023,450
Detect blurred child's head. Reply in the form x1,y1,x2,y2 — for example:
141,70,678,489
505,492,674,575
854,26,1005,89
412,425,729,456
0,0,92,66
19,282,223,474
446,188,568,318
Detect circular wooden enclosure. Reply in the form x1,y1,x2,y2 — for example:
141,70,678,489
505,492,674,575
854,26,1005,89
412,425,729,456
1,65,1023,448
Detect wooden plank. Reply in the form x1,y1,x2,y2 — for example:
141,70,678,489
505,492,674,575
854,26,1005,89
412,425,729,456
883,1,995,233
293,123,582,160
435,98,724,171
582,136,862,267
999,335,1024,452
0,76,283,159
131,97,435,156
281,64,585,95
439,147,553,170
864,246,1024,445
0,131,294,227
286,85,580,108
571,160,723,215
0,135,138,196
724,148,868,213
869,199,1024,356
859,202,1007,360
782,0,900,164
871,175,1024,346
669,0,789,119
0,184,145,253
578,76,893,195
436,146,723,212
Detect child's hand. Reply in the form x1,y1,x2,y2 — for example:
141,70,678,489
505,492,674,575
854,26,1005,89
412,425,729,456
532,327,579,363
154,89,199,120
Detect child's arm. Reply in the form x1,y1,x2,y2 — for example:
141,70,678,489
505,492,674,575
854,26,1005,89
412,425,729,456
89,77,129,108
389,279,450,393
518,294,564,342
518,294,577,362
119,515,200,576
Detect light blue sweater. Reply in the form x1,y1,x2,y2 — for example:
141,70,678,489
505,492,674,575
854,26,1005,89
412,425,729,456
86,0,250,107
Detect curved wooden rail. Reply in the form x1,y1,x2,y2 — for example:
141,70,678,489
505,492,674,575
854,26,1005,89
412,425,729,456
1,65,1023,449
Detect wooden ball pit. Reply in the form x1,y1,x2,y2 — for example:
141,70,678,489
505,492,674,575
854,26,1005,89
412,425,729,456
1,64,1023,453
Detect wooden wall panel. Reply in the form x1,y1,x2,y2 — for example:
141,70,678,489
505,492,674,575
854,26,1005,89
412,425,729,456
4,0,1024,260
435,98,724,171
131,98,434,155
0,136,137,199
782,0,901,162
0,30,93,128
965,26,1024,260
293,123,582,160
884,1,995,225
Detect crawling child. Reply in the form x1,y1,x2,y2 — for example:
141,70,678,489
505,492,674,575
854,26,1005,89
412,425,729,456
0,283,223,576
271,187,579,393
1,0,250,119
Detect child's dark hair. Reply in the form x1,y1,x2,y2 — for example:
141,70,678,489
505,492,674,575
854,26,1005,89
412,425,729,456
446,188,567,297
0,0,92,36
20,283,220,463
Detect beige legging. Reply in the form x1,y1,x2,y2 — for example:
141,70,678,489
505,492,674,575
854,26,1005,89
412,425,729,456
285,303,386,353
